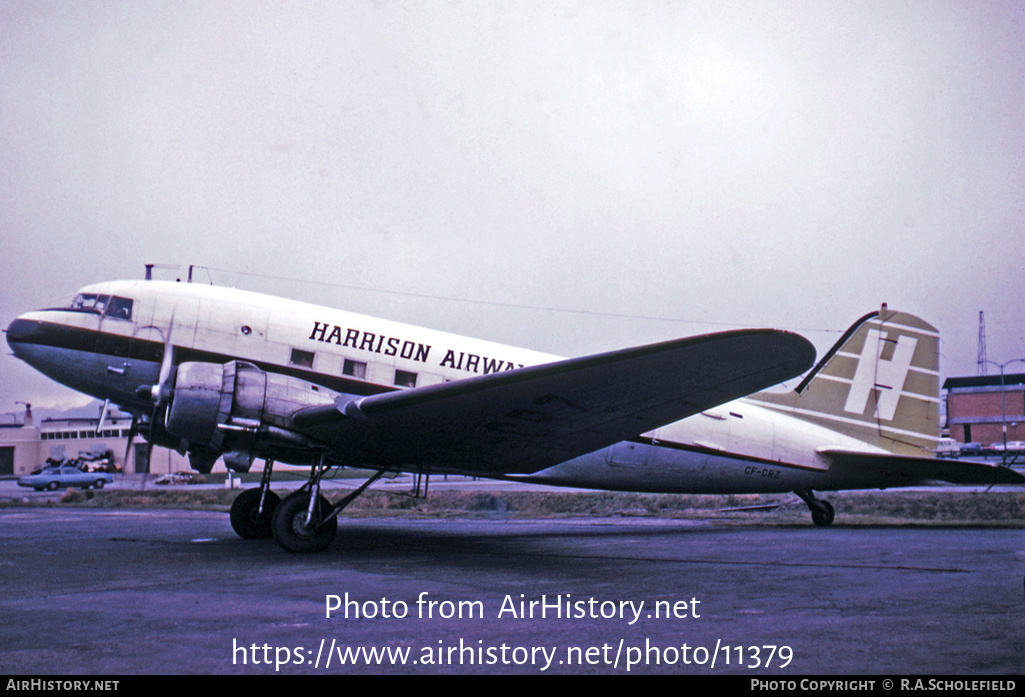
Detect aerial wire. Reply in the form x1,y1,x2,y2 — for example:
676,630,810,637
179,264,843,337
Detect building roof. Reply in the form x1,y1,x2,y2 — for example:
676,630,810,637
943,373,1025,390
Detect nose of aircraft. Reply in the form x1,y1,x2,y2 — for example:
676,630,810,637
5,316,53,364
5,317,33,356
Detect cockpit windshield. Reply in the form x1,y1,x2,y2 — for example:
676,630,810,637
69,293,133,321
71,293,109,313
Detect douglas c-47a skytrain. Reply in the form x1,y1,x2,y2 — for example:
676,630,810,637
6,278,1023,552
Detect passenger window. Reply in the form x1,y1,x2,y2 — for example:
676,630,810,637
290,349,315,369
394,370,417,388
343,359,367,379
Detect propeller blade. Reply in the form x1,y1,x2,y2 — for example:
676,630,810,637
157,312,175,390
123,415,139,473
127,313,176,488
151,310,176,406
96,399,110,435
140,438,154,491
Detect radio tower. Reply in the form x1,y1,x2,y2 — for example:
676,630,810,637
977,311,987,376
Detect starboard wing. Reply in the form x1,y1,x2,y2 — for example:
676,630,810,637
293,329,816,475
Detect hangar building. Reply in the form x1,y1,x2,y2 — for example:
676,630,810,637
0,408,194,477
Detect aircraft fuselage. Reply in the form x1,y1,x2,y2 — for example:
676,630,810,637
6,279,931,494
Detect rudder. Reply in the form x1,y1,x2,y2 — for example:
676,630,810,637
748,305,940,456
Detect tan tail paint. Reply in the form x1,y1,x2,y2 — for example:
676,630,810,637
748,306,940,457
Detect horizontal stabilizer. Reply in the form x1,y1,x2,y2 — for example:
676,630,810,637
819,449,1025,485
294,329,815,475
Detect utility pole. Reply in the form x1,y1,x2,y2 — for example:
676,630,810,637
977,311,987,376
980,358,1025,466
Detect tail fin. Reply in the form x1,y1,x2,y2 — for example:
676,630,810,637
748,305,940,456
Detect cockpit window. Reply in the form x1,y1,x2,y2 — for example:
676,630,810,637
105,296,133,320
70,294,110,314
68,293,133,320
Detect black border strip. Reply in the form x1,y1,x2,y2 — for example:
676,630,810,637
794,311,878,394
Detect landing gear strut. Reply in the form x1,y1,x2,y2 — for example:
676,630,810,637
270,455,387,553
795,489,835,527
229,458,280,539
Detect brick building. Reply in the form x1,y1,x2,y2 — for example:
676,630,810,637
943,373,1025,446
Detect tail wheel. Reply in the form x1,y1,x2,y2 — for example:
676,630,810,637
230,488,281,540
811,501,835,527
271,491,337,553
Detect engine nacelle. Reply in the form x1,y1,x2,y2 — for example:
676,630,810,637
165,361,338,471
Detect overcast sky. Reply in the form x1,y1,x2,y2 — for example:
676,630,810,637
1,1,1023,415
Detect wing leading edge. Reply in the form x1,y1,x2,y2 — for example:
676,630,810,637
293,329,816,475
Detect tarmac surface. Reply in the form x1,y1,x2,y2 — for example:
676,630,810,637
1,501,1023,675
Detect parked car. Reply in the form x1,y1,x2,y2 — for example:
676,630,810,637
959,442,984,455
18,466,113,491
934,438,960,458
990,441,1025,452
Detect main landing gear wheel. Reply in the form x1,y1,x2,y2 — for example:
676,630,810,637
271,491,337,553
230,488,281,539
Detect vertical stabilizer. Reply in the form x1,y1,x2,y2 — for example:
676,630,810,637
748,306,940,456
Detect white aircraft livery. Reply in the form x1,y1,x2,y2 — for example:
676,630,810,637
6,279,1022,552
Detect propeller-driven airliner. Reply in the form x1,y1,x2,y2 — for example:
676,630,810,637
6,278,1022,552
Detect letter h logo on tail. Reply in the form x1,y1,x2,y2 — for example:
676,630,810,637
843,328,917,422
